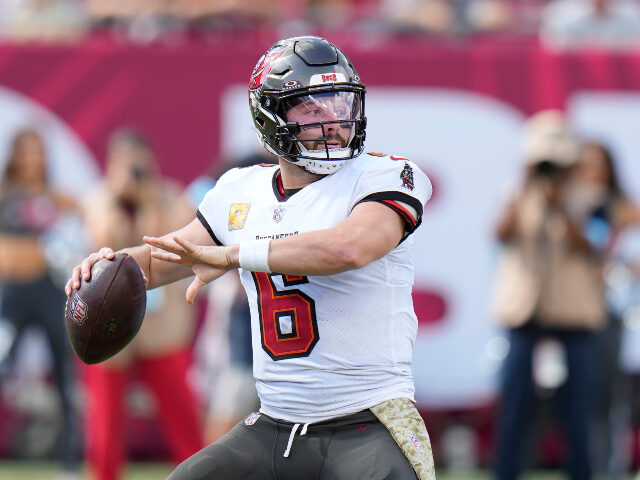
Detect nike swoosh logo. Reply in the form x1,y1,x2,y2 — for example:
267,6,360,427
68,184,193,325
359,424,372,431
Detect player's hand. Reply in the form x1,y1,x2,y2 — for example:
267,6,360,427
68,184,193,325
65,247,150,297
65,247,115,297
143,235,230,303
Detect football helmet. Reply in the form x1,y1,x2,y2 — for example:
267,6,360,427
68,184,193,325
249,36,366,175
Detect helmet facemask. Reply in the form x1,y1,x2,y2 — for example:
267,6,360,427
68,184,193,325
266,89,365,174
248,37,367,175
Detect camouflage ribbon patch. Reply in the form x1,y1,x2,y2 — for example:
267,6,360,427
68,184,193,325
370,397,436,480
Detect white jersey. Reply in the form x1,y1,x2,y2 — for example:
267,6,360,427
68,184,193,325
198,152,432,423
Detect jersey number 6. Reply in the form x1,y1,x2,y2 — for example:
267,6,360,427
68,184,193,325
252,272,319,360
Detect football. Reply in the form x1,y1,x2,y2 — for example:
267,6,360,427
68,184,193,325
64,253,146,364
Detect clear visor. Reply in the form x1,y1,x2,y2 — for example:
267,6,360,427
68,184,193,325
284,91,362,126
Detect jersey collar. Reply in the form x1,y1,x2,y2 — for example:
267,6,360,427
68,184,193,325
272,170,302,202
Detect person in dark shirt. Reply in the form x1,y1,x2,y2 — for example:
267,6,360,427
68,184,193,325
0,127,79,478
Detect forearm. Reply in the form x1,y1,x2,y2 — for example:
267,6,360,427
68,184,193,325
277,228,374,274
121,243,193,289
615,199,640,229
564,216,593,253
144,203,404,281
227,203,404,276
226,228,366,276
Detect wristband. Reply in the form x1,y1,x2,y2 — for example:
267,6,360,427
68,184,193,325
238,239,272,272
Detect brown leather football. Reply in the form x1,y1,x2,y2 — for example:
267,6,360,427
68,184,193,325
64,253,146,364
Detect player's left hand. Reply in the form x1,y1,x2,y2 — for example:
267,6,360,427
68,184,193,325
143,235,230,303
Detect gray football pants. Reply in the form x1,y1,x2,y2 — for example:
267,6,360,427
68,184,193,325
167,409,418,480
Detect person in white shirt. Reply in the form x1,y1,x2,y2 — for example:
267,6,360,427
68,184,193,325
540,0,640,50
66,36,435,480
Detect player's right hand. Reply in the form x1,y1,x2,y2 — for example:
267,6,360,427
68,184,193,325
143,235,231,303
65,247,115,297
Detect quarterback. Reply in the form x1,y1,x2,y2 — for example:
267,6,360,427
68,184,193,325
67,36,435,480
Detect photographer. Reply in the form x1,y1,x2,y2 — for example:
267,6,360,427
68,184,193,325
491,111,604,480
81,129,202,480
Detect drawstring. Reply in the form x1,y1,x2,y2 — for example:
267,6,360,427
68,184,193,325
283,422,310,457
283,424,299,458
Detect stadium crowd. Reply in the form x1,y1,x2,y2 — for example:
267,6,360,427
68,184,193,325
0,0,639,47
0,3,640,480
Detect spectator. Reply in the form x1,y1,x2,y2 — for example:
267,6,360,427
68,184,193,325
87,0,188,44
379,0,459,34
81,128,203,480
605,225,640,480
566,142,640,235
3,0,88,43
465,0,515,33
540,0,640,51
86,0,278,40
490,110,603,480
565,141,640,477
377,0,515,35
301,0,356,30
0,128,80,479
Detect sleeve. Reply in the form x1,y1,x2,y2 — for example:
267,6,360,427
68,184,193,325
196,169,240,246
196,209,223,246
351,156,432,235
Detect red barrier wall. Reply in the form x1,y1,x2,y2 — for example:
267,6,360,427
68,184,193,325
1,37,639,182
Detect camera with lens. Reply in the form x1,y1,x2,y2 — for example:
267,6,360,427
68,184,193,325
130,165,148,182
532,160,562,178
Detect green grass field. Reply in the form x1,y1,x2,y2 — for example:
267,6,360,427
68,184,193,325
1,461,629,480
0,461,172,480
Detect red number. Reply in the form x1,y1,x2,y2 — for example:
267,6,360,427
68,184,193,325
252,272,319,360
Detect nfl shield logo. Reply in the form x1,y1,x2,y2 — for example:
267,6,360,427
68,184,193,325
273,206,284,223
244,412,261,426
68,294,88,326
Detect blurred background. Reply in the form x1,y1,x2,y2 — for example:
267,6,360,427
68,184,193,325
1,0,640,479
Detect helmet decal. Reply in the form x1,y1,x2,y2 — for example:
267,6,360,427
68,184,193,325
249,47,286,91
283,80,302,90
309,73,347,85
248,37,367,174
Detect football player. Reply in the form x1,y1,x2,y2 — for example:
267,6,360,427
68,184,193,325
67,36,435,480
